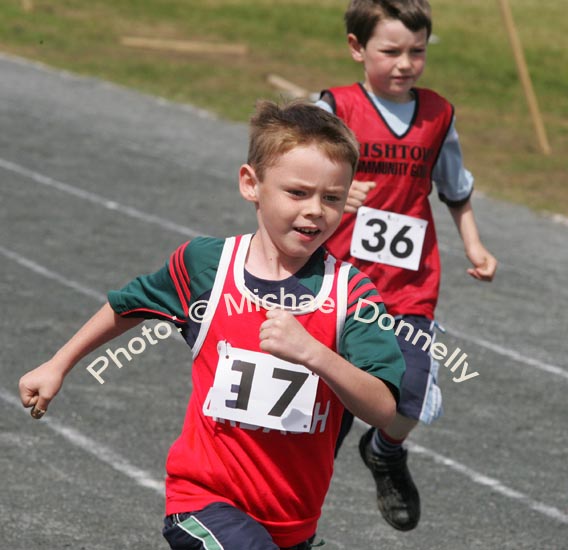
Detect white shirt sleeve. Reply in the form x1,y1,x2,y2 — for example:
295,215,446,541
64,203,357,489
432,116,474,205
315,98,334,113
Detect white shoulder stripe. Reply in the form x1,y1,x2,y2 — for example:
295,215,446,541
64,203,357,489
335,261,351,351
192,236,236,359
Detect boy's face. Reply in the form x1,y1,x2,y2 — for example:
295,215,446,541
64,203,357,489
240,144,352,264
349,18,428,103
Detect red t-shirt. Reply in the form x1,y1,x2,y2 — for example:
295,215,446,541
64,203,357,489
165,234,350,547
325,84,454,319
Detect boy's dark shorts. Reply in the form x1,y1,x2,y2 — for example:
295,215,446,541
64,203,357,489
163,502,316,550
395,315,443,424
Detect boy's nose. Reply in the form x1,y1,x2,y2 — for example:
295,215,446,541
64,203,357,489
397,53,412,70
305,198,323,218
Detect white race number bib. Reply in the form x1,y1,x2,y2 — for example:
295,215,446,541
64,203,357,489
203,342,319,432
350,207,428,271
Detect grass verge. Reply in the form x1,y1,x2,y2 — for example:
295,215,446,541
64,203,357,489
1,0,566,215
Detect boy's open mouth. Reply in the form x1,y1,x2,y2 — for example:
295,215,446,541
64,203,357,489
294,227,321,236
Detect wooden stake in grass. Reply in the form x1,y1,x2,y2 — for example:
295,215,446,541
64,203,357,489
266,74,309,100
121,37,247,56
21,0,34,12
497,0,551,155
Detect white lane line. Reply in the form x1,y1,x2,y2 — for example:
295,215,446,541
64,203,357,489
353,419,568,525
0,245,107,303
0,245,185,346
0,387,164,495
4,248,568,526
409,442,568,524
445,327,568,381
0,157,201,238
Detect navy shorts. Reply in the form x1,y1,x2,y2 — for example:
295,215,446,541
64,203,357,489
162,502,316,550
335,315,442,452
395,315,443,423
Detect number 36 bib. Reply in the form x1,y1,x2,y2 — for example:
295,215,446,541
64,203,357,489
350,206,428,271
203,342,319,432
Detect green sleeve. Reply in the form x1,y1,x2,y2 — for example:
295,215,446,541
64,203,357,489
107,237,224,324
339,268,405,401
107,263,187,322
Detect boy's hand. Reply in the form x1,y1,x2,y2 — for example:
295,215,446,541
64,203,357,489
259,309,321,367
19,361,65,419
344,180,376,213
466,242,498,281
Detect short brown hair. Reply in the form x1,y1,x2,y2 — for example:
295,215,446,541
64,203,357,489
247,100,359,181
345,0,432,47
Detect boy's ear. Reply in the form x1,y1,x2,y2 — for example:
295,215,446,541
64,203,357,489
239,164,259,203
347,33,365,63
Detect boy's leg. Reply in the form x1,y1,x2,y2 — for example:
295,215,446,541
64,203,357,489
359,315,442,531
162,502,317,550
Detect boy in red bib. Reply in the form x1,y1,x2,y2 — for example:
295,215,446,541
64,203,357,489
19,101,405,549
317,0,497,532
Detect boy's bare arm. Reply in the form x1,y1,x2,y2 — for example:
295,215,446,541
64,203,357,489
448,199,498,282
259,309,396,429
19,303,142,415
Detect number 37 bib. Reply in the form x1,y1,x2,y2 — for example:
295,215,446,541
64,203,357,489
203,342,319,432
350,207,428,271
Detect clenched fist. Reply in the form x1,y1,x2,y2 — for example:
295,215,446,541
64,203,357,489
344,180,377,213
259,309,322,367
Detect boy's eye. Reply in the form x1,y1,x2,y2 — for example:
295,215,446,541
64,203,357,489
288,189,305,197
380,48,425,56
324,195,341,203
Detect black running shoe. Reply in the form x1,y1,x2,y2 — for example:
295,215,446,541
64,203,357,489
359,427,420,531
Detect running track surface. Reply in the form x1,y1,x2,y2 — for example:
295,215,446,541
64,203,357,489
1,53,567,550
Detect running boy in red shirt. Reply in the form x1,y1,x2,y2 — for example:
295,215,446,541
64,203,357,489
317,0,498,532
19,101,405,550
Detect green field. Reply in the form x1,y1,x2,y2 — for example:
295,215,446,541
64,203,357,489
1,0,566,215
